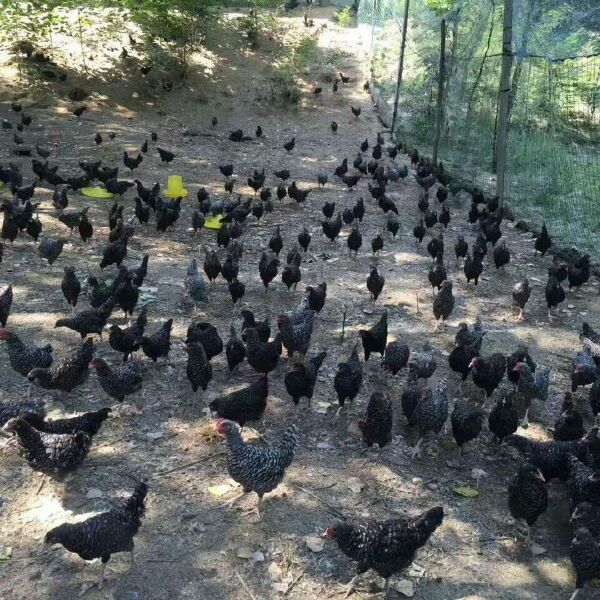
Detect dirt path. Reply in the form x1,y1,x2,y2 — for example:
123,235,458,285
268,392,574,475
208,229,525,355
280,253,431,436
0,7,598,600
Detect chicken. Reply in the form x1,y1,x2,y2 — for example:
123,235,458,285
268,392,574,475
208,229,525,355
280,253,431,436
240,310,270,343
99,226,133,269
432,280,455,331
381,339,409,375
488,395,519,443
44,482,147,587
304,283,326,314
358,392,393,448
408,343,436,379
334,344,363,413
60,267,80,311
0,398,46,427
534,223,551,256
570,527,600,599
210,377,269,428
401,373,423,427
469,353,506,400
555,393,585,441
108,308,147,362
567,454,600,513
451,401,484,463
87,276,112,309
281,253,302,291
25,408,111,436
244,328,280,374
186,341,212,394
0,328,53,384
28,338,94,394
322,212,342,243
324,506,444,598
512,278,531,321
512,361,551,426
508,463,548,547
428,255,446,294
55,298,114,339
464,252,483,286
276,311,314,356
358,311,387,361
38,237,67,265
590,382,600,423
545,273,565,318
412,378,448,458
140,318,173,362
281,349,326,404
571,503,600,538
215,419,298,517
366,267,385,301
91,358,143,403
506,345,536,386
186,322,223,359
298,227,311,252
572,346,598,392
226,326,246,371
504,434,588,481
3,416,91,476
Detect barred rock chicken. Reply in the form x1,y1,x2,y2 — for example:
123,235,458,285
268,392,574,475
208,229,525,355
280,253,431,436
512,278,531,321
570,527,600,599
28,338,94,394
226,326,246,371
504,434,589,481
0,329,53,380
215,419,298,517
451,401,484,463
108,308,147,362
381,339,409,375
0,398,46,427
358,311,387,361
210,377,268,427
87,276,112,309
44,481,147,588
567,454,600,513
244,328,280,374
571,503,600,538
358,392,393,448
432,281,454,331
3,416,91,476
276,311,314,356
408,343,436,380
401,373,423,427
25,408,111,436
334,344,363,415
38,237,67,265
185,258,208,308
55,297,114,339
508,463,548,547
186,341,212,394
141,318,172,362
488,395,519,443
324,506,444,598
571,346,598,392
412,378,448,459
513,362,551,426
284,351,326,405
306,282,327,313
469,353,506,400
555,393,585,441
0,284,12,327
91,358,143,403
186,321,223,360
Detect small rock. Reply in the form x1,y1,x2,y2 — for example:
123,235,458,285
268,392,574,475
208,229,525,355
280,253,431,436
305,536,324,553
347,477,364,493
85,488,103,499
146,431,163,440
412,477,423,486
394,578,415,597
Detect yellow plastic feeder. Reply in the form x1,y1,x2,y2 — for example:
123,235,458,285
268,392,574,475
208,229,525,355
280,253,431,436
165,175,188,199
204,214,224,230
81,186,114,199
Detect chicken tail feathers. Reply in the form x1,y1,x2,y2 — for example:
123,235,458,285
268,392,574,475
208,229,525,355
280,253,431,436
414,506,444,537
123,481,148,518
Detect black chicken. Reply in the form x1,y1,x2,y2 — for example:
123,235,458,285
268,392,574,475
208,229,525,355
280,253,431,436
488,395,519,443
140,318,172,362
358,311,387,361
555,393,585,441
186,341,213,394
284,351,327,405
226,326,246,371
210,377,268,427
334,344,363,416
358,392,393,448
469,353,506,400
451,401,484,464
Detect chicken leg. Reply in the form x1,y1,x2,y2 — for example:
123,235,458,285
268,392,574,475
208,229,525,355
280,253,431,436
222,490,248,511
411,437,424,459
345,574,361,597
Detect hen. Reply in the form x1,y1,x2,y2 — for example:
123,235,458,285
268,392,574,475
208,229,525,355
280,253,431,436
408,343,437,380
185,258,209,308
284,351,327,405
186,322,223,360
244,328,280,374
3,416,91,476
451,401,484,463
108,308,147,362
358,311,388,361
358,392,393,448
381,339,409,375
0,284,13,327
26,408,111,436
44,482,147,587
570,527,600,600
469,353,506,400
276,311,314,356
334,344,363,415
0,398,46,427
55,298,114,339
432,281,454,331
240,310,270,343
210,377,269,427
512,279,531,321
226,326,246,371
412,378,448,459
216,419,298,517
568,454,600,513
324,506,444,598
0,328,53,381
512,362,551,426
571,345,598,392
91,358,143,404
555,392,585,441
141,318,173,362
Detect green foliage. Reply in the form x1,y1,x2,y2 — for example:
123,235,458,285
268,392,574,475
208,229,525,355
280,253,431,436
334,7,353,27
424,0,457,17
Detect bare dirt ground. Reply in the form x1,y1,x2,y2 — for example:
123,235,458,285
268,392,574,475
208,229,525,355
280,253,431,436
0,7,599,600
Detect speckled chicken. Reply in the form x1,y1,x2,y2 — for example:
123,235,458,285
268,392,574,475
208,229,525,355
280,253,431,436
570,527,600,599
28,338,94,394
571,345,598,392
567,454,600,513
186,341,212,394
508,463,548,546
55,298,114,339
185,258,208,308
412,378,448,458
381,339,409,375
141,318,172,362
0,329,53,378
408,342,436,380
451,401,484,463
276,311,314,356
571,503,600,538
401,372,423,427
209,376,268,427
215,418,298,517
334,344,363,412
44,482,147,587
0,284,13,327
358,311,387,361
504,434,588,481
91,358,143,403
488,395,519,442
469,353,506,399
284,351,326,405
25,408,111,436
3,416,91,476
358,392,393,448
555,393,585,441
513,361,551,426
324,506,444,598
0,398,46,427
432,280,454,331
108,308,147,362
38,237,67,265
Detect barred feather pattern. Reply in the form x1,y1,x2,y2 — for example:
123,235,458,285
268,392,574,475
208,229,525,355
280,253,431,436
570,528,600,589
507,464,548,526
415,377,448,437
568,455,600,513
185,259,208,305
0,398,46,427
0,331,53,377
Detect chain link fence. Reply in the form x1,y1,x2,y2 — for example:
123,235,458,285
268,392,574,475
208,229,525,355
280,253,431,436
358,0,600,254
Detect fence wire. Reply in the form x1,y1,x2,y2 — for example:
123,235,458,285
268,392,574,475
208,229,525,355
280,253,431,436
358,0,600,254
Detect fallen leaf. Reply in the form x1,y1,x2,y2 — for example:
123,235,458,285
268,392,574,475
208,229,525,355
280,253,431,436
347,477,364,493
394,578,414,597
236,546,254,559
305,536,324,553
208,484,231,497
453,486,479,498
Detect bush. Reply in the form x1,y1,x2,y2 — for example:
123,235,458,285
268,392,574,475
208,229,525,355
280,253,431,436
334,7,353,27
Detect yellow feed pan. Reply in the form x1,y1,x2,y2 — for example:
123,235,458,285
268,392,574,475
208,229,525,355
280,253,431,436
204,215,224,230
164,175,188,199
81,186,114,199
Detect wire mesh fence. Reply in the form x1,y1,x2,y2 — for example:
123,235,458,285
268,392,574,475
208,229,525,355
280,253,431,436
358,0,600,254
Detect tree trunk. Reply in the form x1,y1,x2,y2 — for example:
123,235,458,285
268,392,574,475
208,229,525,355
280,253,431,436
432,19,446,167
390,0,410,134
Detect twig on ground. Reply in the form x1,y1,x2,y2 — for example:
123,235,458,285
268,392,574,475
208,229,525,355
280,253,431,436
235,569,257,600
292,483,346,519
154,452,225,477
